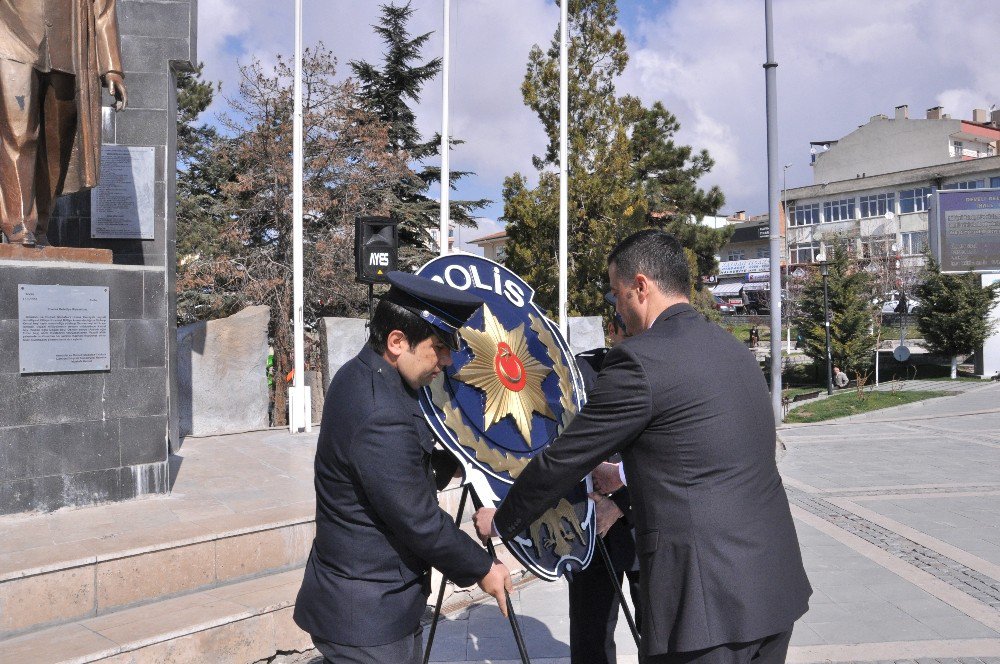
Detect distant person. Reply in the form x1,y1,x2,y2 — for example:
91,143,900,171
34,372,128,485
475,230,811,663
569,308,641,664
294,272,511,664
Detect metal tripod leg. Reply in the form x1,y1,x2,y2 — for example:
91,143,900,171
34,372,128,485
470,491,531,664
423,484,471,664
595,533,641,649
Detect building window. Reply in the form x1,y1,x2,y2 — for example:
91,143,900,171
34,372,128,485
756,247,770,259
789,241,821,264
943,180,985,190
899,187,932,213
861,235,895,259
900,231,928,256
727,249,746,261
495,247,506,263
991,177,1000,188
823,198,855,222
859,193,895,218
952,140,964,158
789,203,820,227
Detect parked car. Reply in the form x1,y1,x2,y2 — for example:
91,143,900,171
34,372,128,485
713,295,736,314
877,291,921,315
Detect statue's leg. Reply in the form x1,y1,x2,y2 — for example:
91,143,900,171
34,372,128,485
0,60,42,246
35,71,79,247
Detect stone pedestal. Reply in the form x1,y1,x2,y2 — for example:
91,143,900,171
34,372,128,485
567,315,606,356
320,318,369,388
976,274,1000,378
0,245,112,264
177,306,271,437
0,262,169,514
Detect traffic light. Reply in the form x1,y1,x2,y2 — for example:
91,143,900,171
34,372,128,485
354,216,399,284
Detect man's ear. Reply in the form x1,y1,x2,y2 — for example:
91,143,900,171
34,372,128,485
634,273,651,300
385,330,409,359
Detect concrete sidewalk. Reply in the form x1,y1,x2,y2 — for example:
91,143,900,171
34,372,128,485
409,382,1000,663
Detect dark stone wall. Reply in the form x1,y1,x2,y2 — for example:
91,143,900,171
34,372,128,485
0,263,170,515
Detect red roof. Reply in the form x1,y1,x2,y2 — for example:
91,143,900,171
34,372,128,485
469,230,507,244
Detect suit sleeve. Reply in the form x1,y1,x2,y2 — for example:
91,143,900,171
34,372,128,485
93,0,124,75
350,412,492,587
495,344,652,539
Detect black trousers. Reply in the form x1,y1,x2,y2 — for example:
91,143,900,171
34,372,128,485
313,628,423,664
568,544,642,664
645,628,793,664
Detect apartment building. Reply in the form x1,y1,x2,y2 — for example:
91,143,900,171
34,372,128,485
785,105,1000,277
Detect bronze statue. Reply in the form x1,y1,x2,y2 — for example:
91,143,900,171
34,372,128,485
0,0,127,247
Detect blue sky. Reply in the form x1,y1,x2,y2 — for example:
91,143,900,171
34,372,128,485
197,1,1000,251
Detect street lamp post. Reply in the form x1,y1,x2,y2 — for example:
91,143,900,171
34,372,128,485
783,163,791,353
819,259,833,395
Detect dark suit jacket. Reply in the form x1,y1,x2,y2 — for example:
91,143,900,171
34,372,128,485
497,304,811,655
294,346,492,647
575,348,638,574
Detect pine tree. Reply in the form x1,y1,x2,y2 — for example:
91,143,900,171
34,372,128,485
502,0,729,316
915,259,1000,378
350,2,487,266
794,246,877,377
175,63,234,324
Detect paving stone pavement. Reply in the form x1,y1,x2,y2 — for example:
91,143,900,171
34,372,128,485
280,382,1000,664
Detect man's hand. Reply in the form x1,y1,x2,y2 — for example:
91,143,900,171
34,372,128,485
105,72,128,111
592,461,624,494
477,559,513,617
590,491,624,537
473,507,497,544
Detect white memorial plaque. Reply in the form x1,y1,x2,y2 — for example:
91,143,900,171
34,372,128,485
91,145,156,239
19,285,111,374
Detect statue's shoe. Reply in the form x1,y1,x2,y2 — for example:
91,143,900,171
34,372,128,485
2,223,37,247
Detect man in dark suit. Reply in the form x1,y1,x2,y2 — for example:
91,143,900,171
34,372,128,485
475,230,811,663
295,272,512,664
569,317,642,664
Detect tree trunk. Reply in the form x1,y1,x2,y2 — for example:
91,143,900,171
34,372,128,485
951,355,958,379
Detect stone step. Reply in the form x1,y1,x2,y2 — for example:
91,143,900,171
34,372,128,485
0,505,314,639
0,569,312,664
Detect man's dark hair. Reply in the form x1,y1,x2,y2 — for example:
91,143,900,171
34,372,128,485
607,229,690,296
369,299,438,354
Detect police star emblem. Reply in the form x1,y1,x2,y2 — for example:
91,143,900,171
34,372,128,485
416,255,596,581
454,306,556,445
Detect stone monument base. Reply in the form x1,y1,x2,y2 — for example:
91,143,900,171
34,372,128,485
0,260,169,514
0,244,113,264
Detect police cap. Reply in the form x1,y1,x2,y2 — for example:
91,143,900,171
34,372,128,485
382,272,484,350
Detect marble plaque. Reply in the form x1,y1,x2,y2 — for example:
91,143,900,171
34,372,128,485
91,145,156,239
19,285,111,374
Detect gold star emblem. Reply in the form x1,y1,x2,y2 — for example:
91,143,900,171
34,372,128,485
454,305,556,445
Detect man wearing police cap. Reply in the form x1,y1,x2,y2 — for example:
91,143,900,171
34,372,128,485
294,272,512,664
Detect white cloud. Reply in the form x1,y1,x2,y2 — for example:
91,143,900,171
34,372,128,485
619,0,1000,214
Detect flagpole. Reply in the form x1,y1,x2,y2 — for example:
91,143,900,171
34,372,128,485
558,0,569,336
439,0,451,256
290,0,309,432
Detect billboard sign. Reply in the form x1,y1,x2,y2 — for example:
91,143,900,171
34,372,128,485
930,189,1000,273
